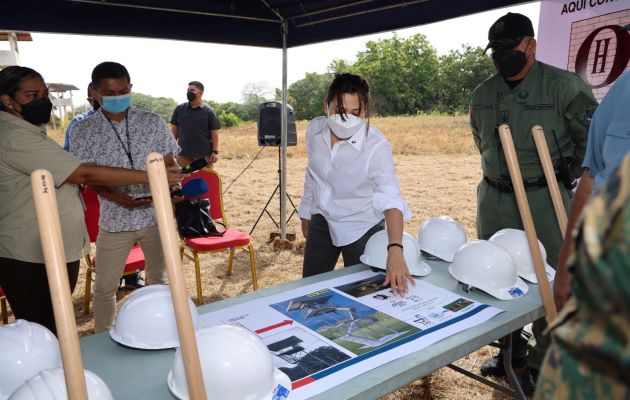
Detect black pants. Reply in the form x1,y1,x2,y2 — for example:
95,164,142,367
0,257,80,336
302,214,384,278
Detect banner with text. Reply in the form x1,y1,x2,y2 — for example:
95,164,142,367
537,0,629,100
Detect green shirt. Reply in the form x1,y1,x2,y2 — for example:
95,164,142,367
0,111,89,263
470,61,597,181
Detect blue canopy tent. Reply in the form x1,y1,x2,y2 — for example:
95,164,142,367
1,0,533,238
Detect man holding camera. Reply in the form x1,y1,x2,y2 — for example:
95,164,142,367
469,12,597,394
70,62,182,333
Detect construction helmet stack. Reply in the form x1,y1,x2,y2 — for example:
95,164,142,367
489,228,555,283
449,240,529,300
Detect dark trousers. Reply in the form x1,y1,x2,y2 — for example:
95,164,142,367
477,181,562,369
303,214,384,278
0,257,80,336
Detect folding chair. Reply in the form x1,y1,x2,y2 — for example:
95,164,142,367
0,287,7,324
180,168,258,305
81,188,146,315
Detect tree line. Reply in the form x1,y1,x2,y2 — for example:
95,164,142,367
125,33,496,125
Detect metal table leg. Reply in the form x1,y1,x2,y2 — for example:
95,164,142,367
503,334,527,400
446,364,517,397
446,334,527,399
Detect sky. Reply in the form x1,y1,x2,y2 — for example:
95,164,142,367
9,2,539,106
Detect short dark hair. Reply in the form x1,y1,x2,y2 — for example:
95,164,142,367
325,73,370,118
91,62,131,87
188,81,204,92
0,66,44,111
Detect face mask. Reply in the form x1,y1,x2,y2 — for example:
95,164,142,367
492,49,527,78
186,91,196,101
101,94,132,114
327,113,365,139
18,97,53,125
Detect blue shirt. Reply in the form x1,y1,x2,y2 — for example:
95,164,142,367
582,71,630,191
63,108,96,151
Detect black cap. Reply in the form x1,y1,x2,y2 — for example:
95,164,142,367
485,12,535,53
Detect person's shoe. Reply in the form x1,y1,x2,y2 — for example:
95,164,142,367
120,273,145,290
480,354,527,377
517,367,538,397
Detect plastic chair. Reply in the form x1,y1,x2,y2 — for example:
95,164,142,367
179,168,258,305
81,188,146,315
0,287,7,324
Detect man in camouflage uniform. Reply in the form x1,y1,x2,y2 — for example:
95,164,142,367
469,12,597,394
534,153,630,400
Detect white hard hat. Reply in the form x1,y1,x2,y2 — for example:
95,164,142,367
360,230,431,277
8,368,113,400
167,325,291,400
489,228,556,283
448,240,529,300
0,320,61,400
109,285,199,349
417,216,467,262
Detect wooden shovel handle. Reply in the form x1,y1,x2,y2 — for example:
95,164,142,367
146,153,207,400
531,125,568,238
31,169,88,399
497,125,558,323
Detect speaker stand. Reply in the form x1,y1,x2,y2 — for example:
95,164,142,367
249,147,298,239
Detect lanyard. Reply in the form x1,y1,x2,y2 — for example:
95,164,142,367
106,116,134,169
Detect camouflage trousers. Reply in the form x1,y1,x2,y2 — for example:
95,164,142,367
535,341,630,400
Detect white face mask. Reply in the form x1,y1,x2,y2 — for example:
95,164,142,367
326,113,365,139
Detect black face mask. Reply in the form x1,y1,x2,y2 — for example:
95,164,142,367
186,91,196,101
19,97,53,125
492,49,527,78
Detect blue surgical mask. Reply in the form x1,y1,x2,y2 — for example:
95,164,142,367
101,94,132,114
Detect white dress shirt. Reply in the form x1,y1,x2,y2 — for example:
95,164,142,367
298,116,411,246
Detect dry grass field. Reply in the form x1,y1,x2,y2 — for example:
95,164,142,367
6,114,515,399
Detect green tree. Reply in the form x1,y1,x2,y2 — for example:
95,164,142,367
131,92,177,122
437,45,495,114
288,72,331,121
241,81,274,121
353,33,439,115
327,59,354,75
205,100,250,122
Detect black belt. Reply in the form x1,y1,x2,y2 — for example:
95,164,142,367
483,175,560,193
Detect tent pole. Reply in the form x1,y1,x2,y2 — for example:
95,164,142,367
280,20,288,240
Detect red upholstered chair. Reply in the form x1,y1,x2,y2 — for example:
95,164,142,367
0,287,7,324
81,188,146,315
180,168,258,304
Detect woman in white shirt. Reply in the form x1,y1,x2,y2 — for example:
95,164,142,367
298,73,414,295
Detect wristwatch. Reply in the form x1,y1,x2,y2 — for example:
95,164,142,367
211,150,219,155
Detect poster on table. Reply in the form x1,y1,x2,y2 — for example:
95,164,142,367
199,270,503,400
536,0,629,101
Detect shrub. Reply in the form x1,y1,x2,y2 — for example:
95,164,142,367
219,112,242,128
